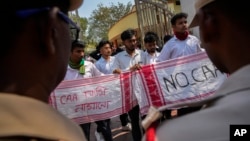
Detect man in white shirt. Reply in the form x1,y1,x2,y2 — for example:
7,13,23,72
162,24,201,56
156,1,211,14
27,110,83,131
64,41,103,80
64,40,103,141
143,0,250,140
112,29,145,141
143,31,173,121
144,31,160,64
96,40,132,134
94,40,115,141
95,40,116,75
156,12,204,117
157,12,204,62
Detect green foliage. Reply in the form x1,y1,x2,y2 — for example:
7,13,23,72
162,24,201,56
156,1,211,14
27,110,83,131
87,2,132,42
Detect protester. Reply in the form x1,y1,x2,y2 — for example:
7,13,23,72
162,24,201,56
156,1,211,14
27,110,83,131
0,0,86,140
64,40,103,141
95,40,131,131
95,40,116,75
143,31,174,121
143,0,250,140
94,40,115,141
157,12,204,61
144,31,160,64
157,12,204,117
112,29,145,141
111,43,124,56
89,42,124,61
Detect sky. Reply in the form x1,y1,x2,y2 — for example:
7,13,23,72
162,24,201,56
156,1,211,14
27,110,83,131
78,0,134,18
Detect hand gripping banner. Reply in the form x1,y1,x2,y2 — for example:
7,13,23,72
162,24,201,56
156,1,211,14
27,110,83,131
49,52,227,124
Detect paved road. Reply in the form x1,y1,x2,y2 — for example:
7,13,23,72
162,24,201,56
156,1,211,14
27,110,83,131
89,116,132,141
89,110,177,141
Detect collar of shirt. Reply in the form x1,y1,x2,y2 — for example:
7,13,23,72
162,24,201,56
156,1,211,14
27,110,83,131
99,56,115,63
123,49,141,58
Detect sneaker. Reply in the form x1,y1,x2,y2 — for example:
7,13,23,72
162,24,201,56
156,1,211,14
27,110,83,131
95,130,105,141
122,123,132,131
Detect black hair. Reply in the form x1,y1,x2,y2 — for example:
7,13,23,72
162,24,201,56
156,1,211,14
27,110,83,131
163,35,173,43
121,29,136,41
170,12,188,25
71,40,85,51
144,31,159,43
96,40,112,52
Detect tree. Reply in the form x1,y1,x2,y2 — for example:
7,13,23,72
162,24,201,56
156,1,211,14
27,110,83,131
87,2,132,42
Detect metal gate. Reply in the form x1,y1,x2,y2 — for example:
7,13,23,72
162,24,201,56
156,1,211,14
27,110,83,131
134,0,174,47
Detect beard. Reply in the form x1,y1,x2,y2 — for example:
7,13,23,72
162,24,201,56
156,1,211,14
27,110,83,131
126,46,135,52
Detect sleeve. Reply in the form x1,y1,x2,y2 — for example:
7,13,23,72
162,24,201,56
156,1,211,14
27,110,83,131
197,44,205,52
194,36,205,53
156,42,172,62
91,62,104,77
111,57,120,72
140,51,147,65
94,61,101,71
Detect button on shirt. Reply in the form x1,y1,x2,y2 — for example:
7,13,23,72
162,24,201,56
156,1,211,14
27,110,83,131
95,56,115,74
112,49,146,71
144,51,160,64
64,60,103,80
157,35,204,61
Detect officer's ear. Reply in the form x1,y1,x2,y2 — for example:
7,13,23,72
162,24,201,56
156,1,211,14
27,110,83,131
42,7,62,55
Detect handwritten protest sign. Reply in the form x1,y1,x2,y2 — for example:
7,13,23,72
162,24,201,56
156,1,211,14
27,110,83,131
50,72,137,124
50,52,227,124
138,52,227,114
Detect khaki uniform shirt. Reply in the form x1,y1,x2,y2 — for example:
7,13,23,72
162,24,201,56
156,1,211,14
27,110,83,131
0,93,86,141
143,65,250,141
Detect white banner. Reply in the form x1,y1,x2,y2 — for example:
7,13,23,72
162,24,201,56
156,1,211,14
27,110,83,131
50,52,227,124
137,52,227,114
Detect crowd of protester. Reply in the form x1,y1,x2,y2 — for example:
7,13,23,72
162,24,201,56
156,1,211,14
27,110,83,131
1,0,249,141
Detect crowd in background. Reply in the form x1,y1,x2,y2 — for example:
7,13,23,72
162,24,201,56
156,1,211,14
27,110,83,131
1,0,249,141
68,12,204,141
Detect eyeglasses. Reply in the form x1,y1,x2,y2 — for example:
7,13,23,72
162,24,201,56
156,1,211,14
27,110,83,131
16,7,80,42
